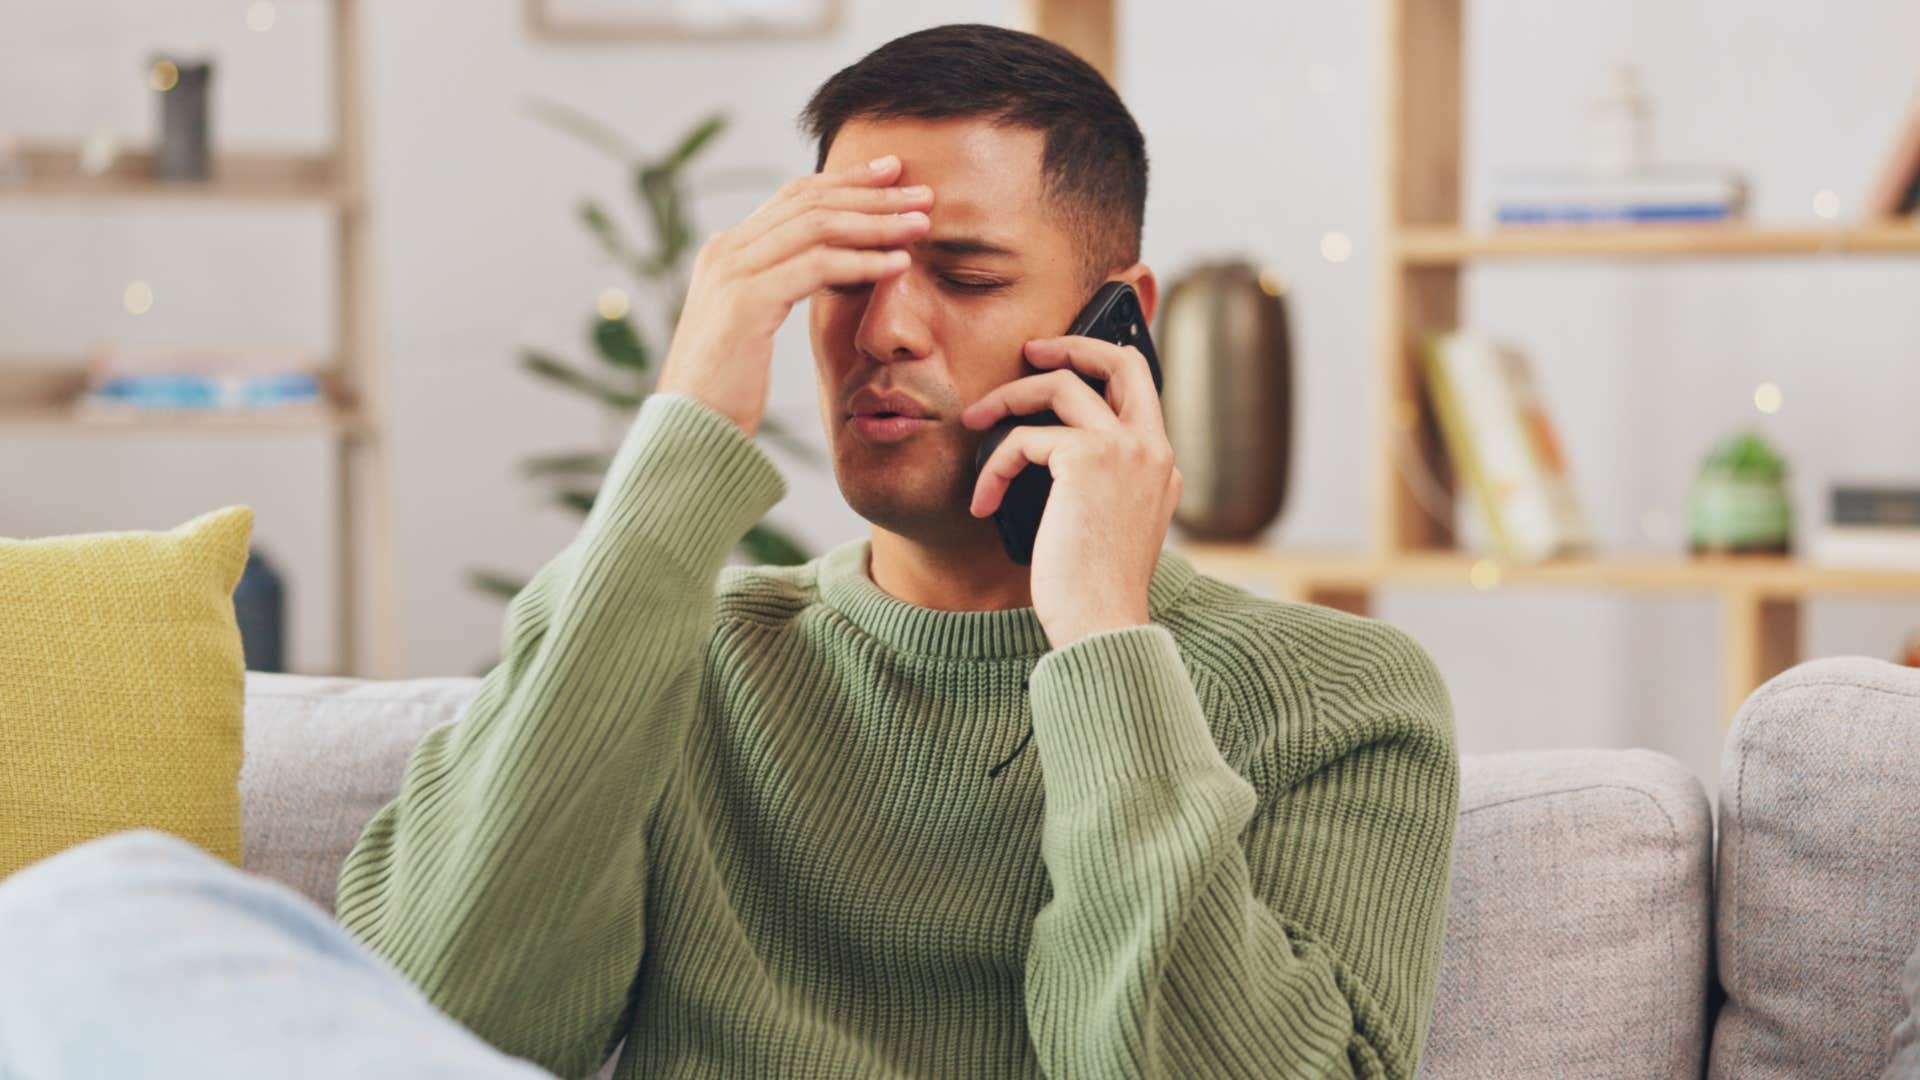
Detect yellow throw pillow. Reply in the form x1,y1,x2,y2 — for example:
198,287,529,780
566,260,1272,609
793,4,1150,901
0,505,253,879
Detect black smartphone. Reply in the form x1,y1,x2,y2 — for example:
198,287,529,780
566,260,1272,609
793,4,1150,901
973,281,1164,566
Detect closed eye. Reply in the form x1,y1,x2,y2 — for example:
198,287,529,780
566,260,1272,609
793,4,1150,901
825,275,1009,297
940,276,1008,295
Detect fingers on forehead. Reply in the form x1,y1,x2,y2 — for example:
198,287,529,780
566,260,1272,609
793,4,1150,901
838,154,896,182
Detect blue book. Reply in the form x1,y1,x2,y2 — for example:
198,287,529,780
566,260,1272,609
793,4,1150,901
1496,202,1739,225
1494,167,1748,226
91,371,320,410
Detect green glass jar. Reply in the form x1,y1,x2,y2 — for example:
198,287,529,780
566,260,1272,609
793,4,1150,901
1688,429,1792,555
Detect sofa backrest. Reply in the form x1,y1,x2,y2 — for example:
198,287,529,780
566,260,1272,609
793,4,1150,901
1417,748,1713,1080
240,672,471,912
1710,656,1920,1080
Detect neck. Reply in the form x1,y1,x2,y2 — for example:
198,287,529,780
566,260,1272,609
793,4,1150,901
867,526,1032,613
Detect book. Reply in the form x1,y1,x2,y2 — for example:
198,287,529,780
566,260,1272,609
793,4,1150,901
85,371,320,411
1421,332,1593,562
1493,167,1748,226
1865,88,1920,219
77,345,324,415
1831,483,1920,528
1808,525,1920,570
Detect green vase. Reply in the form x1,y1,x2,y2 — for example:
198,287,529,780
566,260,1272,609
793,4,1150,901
1688,429,1792,554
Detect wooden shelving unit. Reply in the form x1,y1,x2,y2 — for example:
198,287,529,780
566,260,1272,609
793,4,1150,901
0,0,396,678
1020,0,1919,727
1166,0,1920,727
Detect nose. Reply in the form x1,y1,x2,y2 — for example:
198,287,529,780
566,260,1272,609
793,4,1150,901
852,262,934,366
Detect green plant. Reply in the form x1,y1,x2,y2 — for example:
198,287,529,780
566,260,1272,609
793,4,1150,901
468,101,820,605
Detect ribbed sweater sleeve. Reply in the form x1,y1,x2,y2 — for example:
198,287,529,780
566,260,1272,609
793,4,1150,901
333,392,785,1078
1021,620,1458,1080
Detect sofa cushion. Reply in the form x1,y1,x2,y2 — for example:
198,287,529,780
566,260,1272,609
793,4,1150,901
240,671,478,913
1,506,254,880
1710,656,1920,1080
1418,749,1713,1080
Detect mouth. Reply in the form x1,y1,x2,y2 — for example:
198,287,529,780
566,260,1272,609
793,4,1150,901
846,413,935,443
845,385,938,441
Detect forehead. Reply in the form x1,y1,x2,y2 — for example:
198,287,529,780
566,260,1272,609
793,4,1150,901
823,116,1052,240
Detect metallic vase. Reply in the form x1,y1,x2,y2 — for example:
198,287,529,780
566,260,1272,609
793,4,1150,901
1155,259,1293,540
154,56,213,181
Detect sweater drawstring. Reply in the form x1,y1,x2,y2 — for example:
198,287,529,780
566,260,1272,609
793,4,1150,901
987,677,1034,779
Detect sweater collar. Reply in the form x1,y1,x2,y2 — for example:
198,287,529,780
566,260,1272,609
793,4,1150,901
815,536,1199,660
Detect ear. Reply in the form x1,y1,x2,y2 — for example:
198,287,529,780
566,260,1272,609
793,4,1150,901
1111,262,1159,325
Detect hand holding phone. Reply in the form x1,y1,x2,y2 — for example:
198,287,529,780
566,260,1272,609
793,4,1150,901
971,281,1164,565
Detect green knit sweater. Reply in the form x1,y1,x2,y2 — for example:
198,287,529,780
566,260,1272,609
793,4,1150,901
336,392,1460,1080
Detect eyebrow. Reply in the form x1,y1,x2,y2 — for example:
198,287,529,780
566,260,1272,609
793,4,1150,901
923,236,1020,259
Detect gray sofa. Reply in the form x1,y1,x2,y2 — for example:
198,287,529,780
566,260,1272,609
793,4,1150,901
236,655,1920,1079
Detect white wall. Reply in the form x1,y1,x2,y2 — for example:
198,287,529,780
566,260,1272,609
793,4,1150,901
4,0,1917,794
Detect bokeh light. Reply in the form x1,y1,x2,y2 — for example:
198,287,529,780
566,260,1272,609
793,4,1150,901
1469,559,1502,591
123,281,154,315
596,287,630,320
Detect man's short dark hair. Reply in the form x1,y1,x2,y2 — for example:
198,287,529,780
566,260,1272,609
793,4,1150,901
799,22,1148,290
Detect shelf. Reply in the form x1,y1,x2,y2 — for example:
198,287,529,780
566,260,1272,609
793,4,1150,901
0,144,347,206
1173,545,1920,600
0,362,368,437
1397,222,1920,264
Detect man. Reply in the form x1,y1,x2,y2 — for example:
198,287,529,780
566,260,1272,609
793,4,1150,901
0,23,1458,1080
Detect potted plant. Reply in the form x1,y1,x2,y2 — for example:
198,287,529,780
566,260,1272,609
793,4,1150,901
469,102,818,607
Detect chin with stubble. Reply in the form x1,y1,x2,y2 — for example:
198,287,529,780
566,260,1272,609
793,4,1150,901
833,433,989,544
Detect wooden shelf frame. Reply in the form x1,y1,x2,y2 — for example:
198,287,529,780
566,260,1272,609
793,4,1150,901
0,0,396,679
0,145,349,206
1175,548,1920,600
1400,222,1920,262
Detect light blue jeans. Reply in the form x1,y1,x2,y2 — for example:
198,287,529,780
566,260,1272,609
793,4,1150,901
0,830,557,1079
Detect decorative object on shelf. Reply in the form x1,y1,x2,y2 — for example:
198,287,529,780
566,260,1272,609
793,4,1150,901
467,103,817,610
1494,64,1747,226
152,55,214,181
1155,259,1292,541
1588,65,1651,175
1808,480,1920,570
525,0,842,41
233,545,287,673
1422,332,1592,563
76,346,326,420
1864,83,1920,219
1687,430,1792,555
